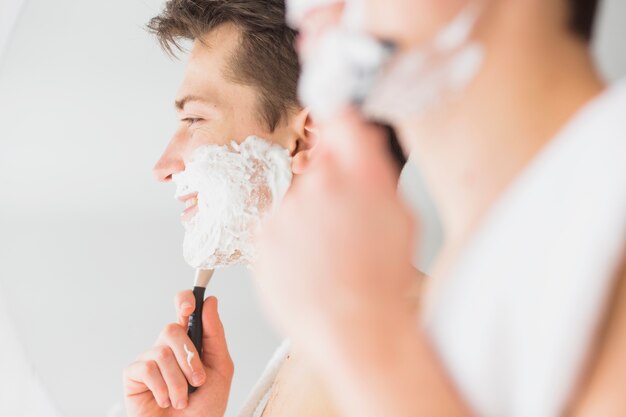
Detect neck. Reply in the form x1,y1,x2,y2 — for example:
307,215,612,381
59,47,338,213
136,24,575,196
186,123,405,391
399,7,605,266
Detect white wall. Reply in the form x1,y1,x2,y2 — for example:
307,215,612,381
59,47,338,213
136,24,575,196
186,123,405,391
0,0,25,64
0,1,624,416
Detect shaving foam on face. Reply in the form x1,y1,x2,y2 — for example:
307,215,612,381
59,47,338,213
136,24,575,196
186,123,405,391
173,136,293,270
183,344,195,370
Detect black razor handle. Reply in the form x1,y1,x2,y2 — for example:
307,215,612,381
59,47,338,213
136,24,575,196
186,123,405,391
187,286,206,394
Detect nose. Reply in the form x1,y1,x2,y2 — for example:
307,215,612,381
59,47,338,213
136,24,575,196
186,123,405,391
153,136,186,182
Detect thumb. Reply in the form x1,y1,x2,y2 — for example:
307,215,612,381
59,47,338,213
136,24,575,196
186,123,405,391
201,296,234,377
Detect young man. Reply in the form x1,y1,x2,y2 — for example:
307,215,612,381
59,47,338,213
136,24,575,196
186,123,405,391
253,0,626,416
122,1,317,415
124,1,406,416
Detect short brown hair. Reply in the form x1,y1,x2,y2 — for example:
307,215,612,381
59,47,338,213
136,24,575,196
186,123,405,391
147,0,300,131
568,0,601,41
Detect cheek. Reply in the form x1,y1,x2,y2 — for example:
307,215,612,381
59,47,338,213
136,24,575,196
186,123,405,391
182,125,230,159
220,105,272,143
364,0,469,47
219,85,273,142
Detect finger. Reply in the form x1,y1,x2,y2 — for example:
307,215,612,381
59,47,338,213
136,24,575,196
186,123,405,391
201,296,235,378
320,109,386,162
140,345,189,410
123,360,171,409
320,110,397,187
154,323,207,388
294,147,341,196
174,290,195,327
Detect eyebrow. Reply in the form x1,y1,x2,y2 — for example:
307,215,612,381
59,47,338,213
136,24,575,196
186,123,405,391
175,95,213,111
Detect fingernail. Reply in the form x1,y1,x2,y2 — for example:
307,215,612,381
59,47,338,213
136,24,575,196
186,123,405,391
161,399,171,408
181,302,192,311
175,399,187,410
192,371,205,386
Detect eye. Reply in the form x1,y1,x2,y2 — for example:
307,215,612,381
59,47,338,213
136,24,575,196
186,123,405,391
181,117,203,126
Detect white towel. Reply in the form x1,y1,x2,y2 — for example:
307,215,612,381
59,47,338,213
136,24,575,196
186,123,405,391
423,79,626,417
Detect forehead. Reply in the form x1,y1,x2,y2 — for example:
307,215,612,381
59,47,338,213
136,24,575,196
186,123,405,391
190,23,242,71
177,23,244,101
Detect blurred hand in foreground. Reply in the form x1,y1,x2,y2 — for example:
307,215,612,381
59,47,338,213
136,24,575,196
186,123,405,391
253,109,419,360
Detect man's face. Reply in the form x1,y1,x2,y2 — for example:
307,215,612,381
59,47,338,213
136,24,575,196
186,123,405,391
153,23,293,221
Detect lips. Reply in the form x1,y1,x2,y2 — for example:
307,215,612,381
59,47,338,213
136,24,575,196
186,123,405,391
178,192,199,222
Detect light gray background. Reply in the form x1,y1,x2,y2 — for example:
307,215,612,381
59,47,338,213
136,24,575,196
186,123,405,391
0,0,624,416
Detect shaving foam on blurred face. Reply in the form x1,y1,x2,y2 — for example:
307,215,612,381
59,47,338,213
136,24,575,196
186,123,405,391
173,136,292,270
287,0,364,29
296,1,485,124
341,0,367,31
299,29,394,121
363,3,484,122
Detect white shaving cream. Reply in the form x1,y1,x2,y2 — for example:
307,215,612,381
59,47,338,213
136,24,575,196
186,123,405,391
183,344,195,370
173,136,292,270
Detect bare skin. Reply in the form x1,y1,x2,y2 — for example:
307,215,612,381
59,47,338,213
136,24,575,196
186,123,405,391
260,355,338,417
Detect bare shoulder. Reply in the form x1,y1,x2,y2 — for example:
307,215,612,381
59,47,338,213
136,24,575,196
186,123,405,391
568,251,626,416
262,350,340,417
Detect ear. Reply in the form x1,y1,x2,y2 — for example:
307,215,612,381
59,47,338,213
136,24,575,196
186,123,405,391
289,107,317,175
